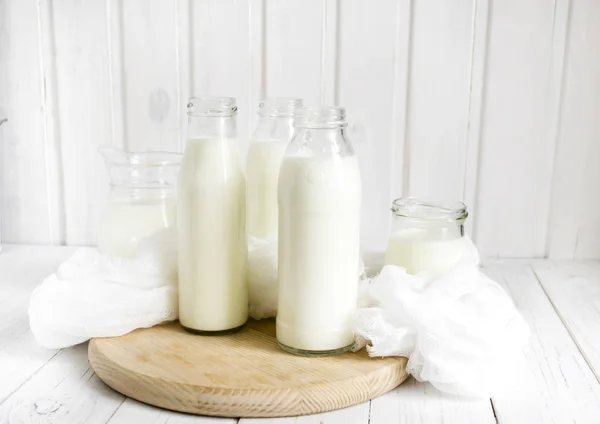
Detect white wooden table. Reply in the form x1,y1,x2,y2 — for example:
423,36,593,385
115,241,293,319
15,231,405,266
1,245,600,424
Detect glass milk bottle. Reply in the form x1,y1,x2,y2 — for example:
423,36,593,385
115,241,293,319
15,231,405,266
178,97,248,334
98,148,181,257
384,198,468,277
277,107,362,356
246,98,303,241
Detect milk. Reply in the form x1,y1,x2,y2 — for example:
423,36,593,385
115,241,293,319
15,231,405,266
246,140,288,241
276,155,361,353
385,228,466,275
98,198,176,257
178,137,248,333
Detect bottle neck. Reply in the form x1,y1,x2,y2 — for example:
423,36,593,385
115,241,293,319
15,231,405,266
187,115,237,140
288,126,354,158
252,116,295,142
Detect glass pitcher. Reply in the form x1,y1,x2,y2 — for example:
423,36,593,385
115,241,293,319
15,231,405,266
98,147,182,257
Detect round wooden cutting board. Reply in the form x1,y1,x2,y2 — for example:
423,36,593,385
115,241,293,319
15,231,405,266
88,319,408,418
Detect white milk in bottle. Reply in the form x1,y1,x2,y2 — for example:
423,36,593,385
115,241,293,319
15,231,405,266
246,98,303,241
97,148,181,257
277,107,361,356
178,97,248,334
384,198,468,277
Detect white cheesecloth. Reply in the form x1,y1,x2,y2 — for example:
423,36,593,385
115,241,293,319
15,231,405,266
29,228,178,349
354,236,529,397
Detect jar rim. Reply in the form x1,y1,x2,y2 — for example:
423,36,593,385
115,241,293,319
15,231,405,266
391,197,468,222
259,98,303,117
294,106,347,128
99,147,182,166
187,96,238,117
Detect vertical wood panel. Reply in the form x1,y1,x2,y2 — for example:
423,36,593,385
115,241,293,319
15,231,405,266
107,0,126,150
191,0,257,153
547,0,600,259
121,0,180,152
475,0,556,257
37,0,65,245
338,0,400,250
0,0,54,244
265,0,324,106
463,0,490,239
52,0,114,246
405,0,475,202
175,0,191,152
320,0,338,105
249,0,266,134
390,0,412,201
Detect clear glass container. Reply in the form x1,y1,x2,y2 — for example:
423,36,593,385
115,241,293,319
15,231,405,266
384,198,468,277
276,106,362,356
246,98,303,241
98,147,182,258
178,96,248,335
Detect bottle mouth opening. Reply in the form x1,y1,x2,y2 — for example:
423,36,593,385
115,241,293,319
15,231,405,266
259,98,304,117
294,106,347,128
188,96,238,117
391,197,468,222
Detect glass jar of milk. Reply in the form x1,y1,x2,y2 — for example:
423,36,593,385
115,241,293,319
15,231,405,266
247,98,303,241
98,148,181,257
384,198,468,277
277,107,362,356
178,97,248,335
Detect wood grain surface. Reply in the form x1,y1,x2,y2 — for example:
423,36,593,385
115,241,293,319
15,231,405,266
88,319,408,418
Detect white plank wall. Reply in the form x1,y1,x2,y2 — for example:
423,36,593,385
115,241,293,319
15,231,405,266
1,0,599,259
475,0,557,258
0,0,56,244
338,0,399,249
404,0,474,204
53,0,114,246
546,0,600,259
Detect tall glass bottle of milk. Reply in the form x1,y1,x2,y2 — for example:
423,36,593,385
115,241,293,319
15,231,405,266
178,97,248,334
247,98,303,241
277,107,362,356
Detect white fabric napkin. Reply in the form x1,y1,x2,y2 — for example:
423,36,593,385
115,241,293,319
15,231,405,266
29,228,178,349
354,237,530,397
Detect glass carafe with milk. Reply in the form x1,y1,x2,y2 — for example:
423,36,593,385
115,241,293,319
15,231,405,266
277,107,362,356
178,97,248,334
384,198,468,277
98,148,181,257
247,98,303,241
